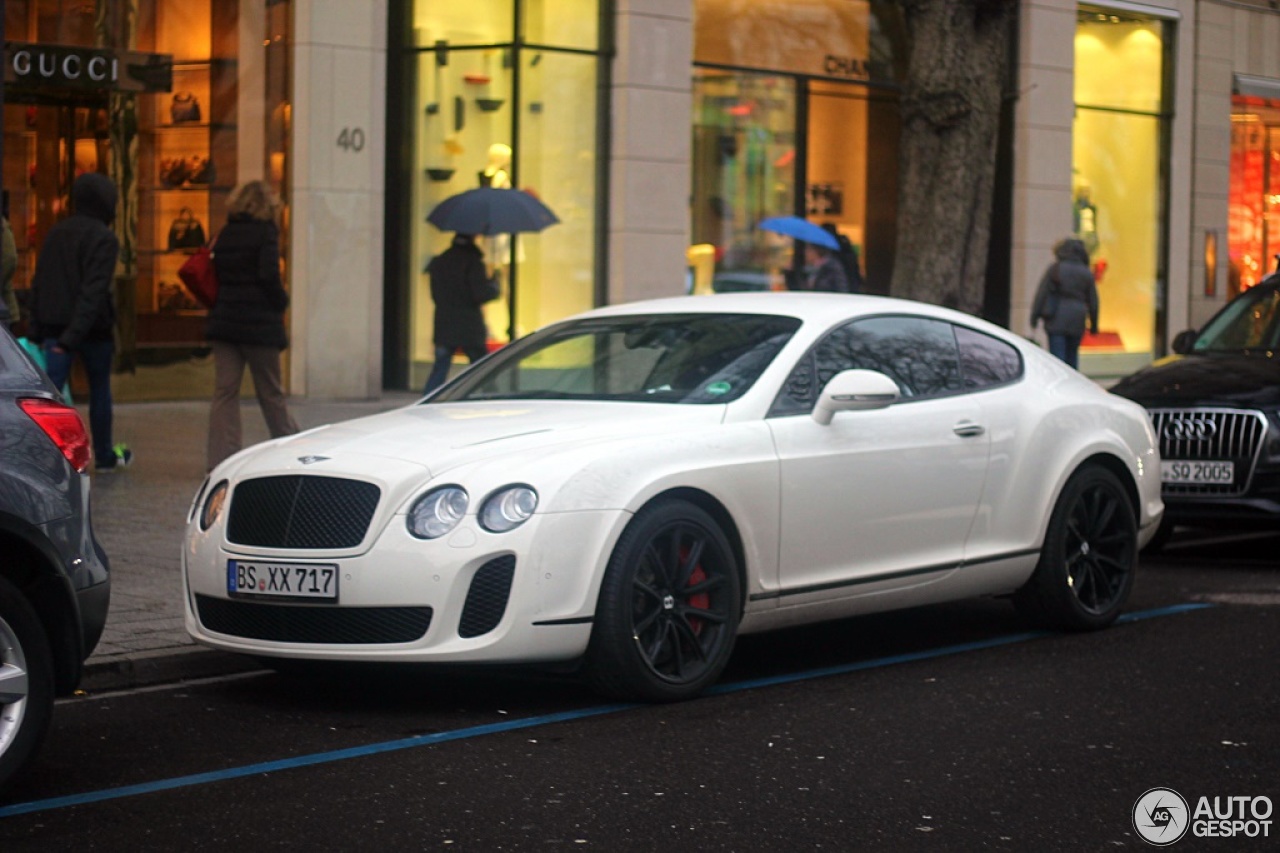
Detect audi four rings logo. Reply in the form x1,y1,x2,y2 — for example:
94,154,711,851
1162,418,1217,441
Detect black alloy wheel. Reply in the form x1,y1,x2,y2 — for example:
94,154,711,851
1015,465,1138,630
587,499,741,702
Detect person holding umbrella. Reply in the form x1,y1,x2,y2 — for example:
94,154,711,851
803,241,851,293
422,232,499,395
757,215,848,292
425,185,559,349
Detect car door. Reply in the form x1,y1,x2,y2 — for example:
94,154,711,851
766,316,991,600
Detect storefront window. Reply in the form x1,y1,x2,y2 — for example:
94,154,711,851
1073,8,1170,359
3,0,287,401
691,70,797,292
1229,97,1280,294
515,50,596,333
402,0,601,390
691,1,901,294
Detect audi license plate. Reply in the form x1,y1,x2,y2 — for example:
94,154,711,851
227,559,338,601
1161,460,1233,485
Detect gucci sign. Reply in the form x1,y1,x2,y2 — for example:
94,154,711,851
4,41,173,94
10,45,117,85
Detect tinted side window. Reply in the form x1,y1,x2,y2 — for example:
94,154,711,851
771,316,962,416
955,326,1023,389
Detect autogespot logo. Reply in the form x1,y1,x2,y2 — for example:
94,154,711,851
1134,788,1275,844
1134,788,1190,846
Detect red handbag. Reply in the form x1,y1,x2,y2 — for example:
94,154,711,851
177,237,218,309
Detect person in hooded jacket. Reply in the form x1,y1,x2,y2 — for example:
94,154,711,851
1030,237,1099,369
206,180,299,471
30,172,132,471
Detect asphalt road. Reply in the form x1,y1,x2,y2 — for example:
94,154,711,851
2,529,1276,851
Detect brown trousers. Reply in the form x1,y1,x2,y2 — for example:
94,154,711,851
207,341,300,470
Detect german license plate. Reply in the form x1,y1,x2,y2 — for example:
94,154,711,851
1161,460,1233,485
227,560,338,601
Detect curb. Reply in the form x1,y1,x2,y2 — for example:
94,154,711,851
79,647,264,694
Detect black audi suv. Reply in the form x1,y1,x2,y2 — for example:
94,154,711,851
1110,270,1280,548
0,326,111,794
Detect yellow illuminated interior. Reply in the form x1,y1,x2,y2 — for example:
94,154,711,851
1073,13,1164,355
408,0,598,379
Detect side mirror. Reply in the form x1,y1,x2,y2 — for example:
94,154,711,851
812,369,900,425
1171,329,1197,355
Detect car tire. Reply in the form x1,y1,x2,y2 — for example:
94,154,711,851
1015,465,1138,631
586,499,741,702
0,575,56,794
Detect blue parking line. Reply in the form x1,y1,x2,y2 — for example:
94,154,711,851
0,602,1212,819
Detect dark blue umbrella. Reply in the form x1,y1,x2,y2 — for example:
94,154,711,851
758,215,838,249
427,187,559,235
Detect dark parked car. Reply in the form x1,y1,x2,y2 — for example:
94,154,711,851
0,327,110,793
1110,270,1280,547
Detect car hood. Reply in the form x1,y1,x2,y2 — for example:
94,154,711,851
223,401,730,479
1110,353,1280,408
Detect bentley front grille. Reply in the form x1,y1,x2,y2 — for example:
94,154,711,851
1149,408,1268,496
196,594,432,644
227,475,381,549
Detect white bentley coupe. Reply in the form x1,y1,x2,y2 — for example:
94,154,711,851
184,293,1163,701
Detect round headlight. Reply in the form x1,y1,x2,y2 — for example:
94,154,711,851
479,485,538,533
200,481,229,531
407,486,469,539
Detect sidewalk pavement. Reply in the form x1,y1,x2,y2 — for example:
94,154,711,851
79,392,421,693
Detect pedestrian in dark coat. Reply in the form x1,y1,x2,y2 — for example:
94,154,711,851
820,223,863,294
1030,237,1099,369
206,180,298,471
804,243,851,293
30,172,132,471
423,233,495,394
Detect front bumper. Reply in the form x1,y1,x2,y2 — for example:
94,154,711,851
183,507,629,665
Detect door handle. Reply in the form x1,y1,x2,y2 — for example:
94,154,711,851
953,421,985,437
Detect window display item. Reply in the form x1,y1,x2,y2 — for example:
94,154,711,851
170,92,202,124
187,155,215,185
160,157,190,188
156,280,203,313
168,208,207,250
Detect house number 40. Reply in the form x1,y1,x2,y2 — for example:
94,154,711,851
336,127,366,152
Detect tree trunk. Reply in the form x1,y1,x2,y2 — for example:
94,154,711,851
890,0,1015,315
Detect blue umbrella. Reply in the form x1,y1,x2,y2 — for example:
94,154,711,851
427,187,559,235
758,215,838,250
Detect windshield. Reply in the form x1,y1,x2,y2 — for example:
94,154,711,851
432,313,802,404
1192,284,1280,353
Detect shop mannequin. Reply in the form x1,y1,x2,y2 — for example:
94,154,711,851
479,143,512,189
480,143,516,269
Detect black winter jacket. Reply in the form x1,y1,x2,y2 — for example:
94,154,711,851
1030,238,1099,337
207,215,289,350
429,240,492,349
31,173,120,348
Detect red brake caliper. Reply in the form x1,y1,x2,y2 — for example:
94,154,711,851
681,545,709,636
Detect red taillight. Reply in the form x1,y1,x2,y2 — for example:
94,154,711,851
18,397,92,473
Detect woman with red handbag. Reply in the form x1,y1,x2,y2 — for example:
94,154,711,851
205,180,299,471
